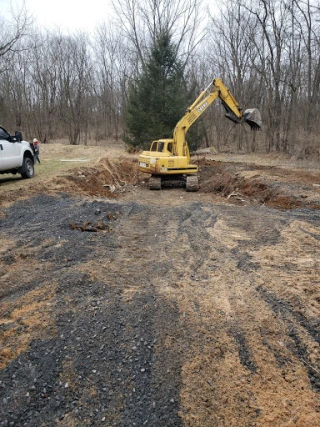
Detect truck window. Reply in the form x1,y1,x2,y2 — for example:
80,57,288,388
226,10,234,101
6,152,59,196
0,128,10,140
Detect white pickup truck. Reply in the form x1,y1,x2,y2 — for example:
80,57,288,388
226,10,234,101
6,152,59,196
0,125,34,179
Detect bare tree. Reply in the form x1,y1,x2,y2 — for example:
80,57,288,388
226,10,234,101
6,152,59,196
292,1,320,136
92,23,132,141
206,1,262,152
112,0,205,69
0,0,320,158
0,1,32,61
25,31,59,142
56,33,93,145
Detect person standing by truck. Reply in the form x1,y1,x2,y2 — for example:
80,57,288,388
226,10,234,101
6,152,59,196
31,138,41,164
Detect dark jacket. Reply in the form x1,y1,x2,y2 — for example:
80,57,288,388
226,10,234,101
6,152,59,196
33,142,39,153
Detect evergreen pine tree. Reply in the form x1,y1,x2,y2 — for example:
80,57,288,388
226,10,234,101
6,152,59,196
124,31,188,149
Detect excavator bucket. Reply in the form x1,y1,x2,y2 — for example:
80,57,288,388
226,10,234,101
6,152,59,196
243,108,262,130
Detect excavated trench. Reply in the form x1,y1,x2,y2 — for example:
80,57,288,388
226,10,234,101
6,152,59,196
1,157,319,211
198,160,320,210
61,158,320,210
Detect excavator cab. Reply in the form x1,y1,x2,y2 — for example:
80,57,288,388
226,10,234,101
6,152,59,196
150,140,173,154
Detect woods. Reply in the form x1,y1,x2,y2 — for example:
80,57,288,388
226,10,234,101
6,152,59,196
0,0,320,157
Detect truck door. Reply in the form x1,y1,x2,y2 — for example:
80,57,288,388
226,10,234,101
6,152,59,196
0,127,20,169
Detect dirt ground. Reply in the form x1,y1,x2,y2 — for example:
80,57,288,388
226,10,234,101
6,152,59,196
1,142,320,426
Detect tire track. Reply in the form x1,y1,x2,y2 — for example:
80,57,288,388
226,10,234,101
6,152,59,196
1,193,320,426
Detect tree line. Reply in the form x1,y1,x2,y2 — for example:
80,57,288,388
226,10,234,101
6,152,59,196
0,0,320,158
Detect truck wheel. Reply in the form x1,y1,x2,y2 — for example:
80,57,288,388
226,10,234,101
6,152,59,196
21,157,34,178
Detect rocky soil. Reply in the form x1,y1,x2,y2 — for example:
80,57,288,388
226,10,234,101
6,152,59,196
1,151,320,426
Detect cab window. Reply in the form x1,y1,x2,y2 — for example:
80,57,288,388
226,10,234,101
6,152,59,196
0,128,10,140
158,142,165,152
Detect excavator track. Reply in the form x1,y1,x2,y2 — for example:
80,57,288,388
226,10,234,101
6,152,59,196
149,176,162,190
186,175,199,192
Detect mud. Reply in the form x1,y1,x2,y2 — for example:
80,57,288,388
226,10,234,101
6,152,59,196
1,153,320,426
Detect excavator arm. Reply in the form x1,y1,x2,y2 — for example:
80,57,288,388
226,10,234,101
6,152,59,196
173,78,262,157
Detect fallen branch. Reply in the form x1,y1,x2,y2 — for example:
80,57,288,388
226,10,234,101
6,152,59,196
227,192,243,199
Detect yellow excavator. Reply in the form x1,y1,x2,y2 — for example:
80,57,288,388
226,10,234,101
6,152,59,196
138,78,262,191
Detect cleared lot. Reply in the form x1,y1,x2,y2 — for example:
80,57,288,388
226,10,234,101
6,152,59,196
1,143,320,426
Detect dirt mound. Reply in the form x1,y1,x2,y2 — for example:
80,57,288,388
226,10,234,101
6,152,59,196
201,165,274,201
0,157,139,212
55,157,139,197
199,160,320,210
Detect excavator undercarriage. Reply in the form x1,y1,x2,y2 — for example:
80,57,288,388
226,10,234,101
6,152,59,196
148,174,199,191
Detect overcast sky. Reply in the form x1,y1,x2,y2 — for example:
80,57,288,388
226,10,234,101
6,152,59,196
0,0,114,33
0,0,217,35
